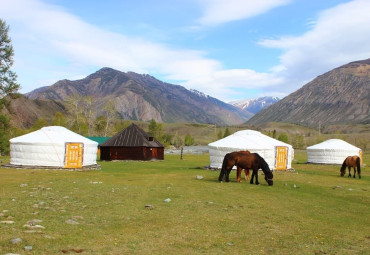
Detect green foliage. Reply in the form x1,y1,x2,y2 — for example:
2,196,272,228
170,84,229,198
217,130,223,139
294,134,305,149
223,127,231,137
0,19,20,107
173,132,184,147
31,118,49,131
114,119,131,134
184,133,194,146
277,133,289,143
148,119,157,137
0,20,20,155
95,115,107,136
161,133,173,146
51,112,67,127
0,115,10,155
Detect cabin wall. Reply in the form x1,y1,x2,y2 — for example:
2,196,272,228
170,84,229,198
100,146,164,161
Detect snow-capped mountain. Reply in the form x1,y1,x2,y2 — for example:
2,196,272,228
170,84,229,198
229,96,280,114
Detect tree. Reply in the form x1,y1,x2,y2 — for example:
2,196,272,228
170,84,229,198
184,133,194,146
217,130,223,139
223,128,231,138
102,101,117,136
65,94,84,133
52,112,67,127
95,115,107,136
0,115,11,155
82,96,96,136
31,118,49,131
0,19,20,155
0,19,20,105
148,119,157,137
278,133,289,143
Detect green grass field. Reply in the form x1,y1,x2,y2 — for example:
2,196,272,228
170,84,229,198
0,151,369,254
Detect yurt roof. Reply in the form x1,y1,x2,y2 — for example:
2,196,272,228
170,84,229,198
100,123,164,148
307,139,360,150
208,130,292,149
10,126,98,146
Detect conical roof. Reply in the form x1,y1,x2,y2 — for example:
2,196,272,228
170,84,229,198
10,126,97,145
208,130,291,149
307,139,360,150
100,123,164,147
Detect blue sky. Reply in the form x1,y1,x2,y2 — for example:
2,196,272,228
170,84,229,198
1,0,370,101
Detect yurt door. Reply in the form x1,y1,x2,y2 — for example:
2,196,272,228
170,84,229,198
64,143,84,168
359,150,363,165
275,146,288,170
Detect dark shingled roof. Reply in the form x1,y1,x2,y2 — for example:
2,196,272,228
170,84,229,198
100,123,164,148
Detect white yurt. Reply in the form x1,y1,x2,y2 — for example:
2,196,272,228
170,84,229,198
208,130,294,170
306,139,362,164
10,126,98,168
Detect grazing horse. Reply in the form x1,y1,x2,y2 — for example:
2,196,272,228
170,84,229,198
235,151,251,182
218,151,273,186
340,156,361,179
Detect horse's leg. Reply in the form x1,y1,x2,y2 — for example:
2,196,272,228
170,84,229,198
236,166,242,182
218,168,225,182
244,169,250,180
225,167,232,182
348,167,352,178
353,167,356,178
254,169,259,185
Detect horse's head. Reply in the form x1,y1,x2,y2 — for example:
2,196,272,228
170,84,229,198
340,159,347,177
265,171,274,186
340,166,346,177
257,153,274,186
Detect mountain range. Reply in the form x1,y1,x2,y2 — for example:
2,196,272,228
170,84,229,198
247,58,370,127
6,58,370,129
25,68,253,126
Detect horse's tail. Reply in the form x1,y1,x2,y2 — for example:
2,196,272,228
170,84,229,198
218,153,229,182
356,157,361,178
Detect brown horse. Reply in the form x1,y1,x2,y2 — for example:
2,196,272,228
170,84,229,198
235,151,251,182
218,151,273,186
340,156,361,179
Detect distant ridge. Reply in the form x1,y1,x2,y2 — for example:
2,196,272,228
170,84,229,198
26,68,253,125
247,58,370,126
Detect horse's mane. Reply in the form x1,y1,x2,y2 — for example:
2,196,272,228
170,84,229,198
254,153,270,171
255,153,273,180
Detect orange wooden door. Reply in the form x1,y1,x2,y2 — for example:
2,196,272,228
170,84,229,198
359,150,363,166
275,146,288,170
64,143,84,168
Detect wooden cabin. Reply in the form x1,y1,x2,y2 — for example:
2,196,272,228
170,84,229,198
100,123,164,161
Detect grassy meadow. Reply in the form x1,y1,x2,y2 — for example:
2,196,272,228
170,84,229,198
0,151,369,254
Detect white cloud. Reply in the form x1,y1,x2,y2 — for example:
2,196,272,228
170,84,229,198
260,0,370,91
3,0,369,103
197,0,292,26
0,0,283,101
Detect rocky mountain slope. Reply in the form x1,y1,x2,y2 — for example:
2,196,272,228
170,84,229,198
26,68,252,126
229,96,280,114
3,95,66,129
247,58,370,127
